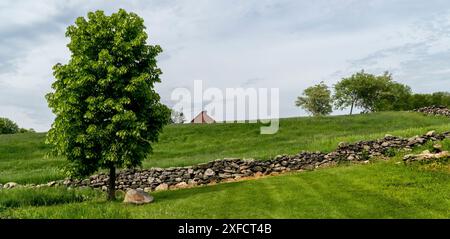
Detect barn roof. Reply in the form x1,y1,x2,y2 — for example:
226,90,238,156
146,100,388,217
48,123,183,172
191,111,215,123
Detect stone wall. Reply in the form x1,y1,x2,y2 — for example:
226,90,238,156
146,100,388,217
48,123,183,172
2,130,449,191
55,130,450,192
415,106,450,117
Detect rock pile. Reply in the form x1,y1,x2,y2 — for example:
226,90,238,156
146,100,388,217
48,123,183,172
403,150,449,163
2,130,449,191
415,105,450,117
330,131,449,161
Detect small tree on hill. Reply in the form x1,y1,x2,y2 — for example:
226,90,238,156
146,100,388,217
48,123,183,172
46,9,170,201
295,82,333,116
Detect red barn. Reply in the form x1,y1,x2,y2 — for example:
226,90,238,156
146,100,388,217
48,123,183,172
191,110,215,124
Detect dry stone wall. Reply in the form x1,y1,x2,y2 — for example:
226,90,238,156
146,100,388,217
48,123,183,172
12,130,445,192
2,103,450,192
415,105,450,117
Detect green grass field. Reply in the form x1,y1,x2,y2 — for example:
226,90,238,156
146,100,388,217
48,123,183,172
0,111,449,218
1,111,449,184
1,140,449,219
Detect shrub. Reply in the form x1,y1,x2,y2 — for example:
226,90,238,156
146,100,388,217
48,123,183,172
0,117,19,134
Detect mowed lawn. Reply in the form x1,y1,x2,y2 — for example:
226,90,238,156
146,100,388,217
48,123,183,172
0,111,449,184
1,140,449,218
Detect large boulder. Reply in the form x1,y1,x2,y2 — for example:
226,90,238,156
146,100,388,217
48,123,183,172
123,189,154,205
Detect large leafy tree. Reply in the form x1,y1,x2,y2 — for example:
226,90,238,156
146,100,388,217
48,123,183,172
333,70,396,114
46,9,170,200
295,82,333,116
374,82,412,111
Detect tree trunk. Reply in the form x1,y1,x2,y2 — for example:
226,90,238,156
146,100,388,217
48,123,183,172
108,165,116,201
349,101,354,115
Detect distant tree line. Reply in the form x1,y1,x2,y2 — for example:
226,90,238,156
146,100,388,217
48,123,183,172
0,117,35,134
296,70,450,116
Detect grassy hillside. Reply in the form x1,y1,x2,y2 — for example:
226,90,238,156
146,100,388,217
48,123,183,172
0,111,449,218
1,140,449,219
0,111,449,184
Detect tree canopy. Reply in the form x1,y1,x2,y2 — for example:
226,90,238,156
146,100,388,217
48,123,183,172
295,82,333,116
297,70,447,116
333,70,410,114
46,9,170,200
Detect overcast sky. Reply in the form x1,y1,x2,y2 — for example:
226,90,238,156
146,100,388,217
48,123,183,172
1,0,450,131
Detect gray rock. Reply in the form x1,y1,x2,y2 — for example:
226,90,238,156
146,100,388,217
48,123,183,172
147,177,155,184
204,168,215,177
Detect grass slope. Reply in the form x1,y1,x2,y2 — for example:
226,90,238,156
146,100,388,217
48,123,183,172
0,111,449,184
1,140,449,219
